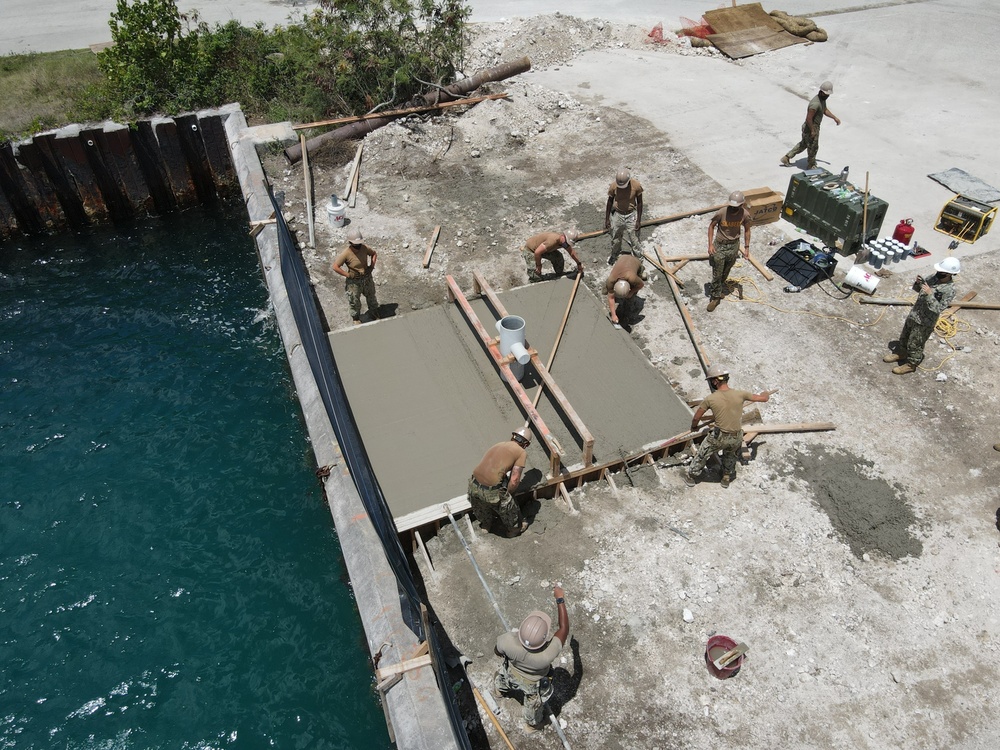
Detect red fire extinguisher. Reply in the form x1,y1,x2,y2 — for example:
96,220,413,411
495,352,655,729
893,218,914,245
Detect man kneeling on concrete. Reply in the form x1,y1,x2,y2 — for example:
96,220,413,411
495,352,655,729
683,364,773,489
469,428,531,537
495,585,570,729
605,254,647,327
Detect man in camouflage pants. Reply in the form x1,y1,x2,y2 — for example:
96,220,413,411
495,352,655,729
706,191,752,311
331,227,380,324
469,429,532,537
883,257,959,374
683,364,773,489
604,168,644,264
522,229,583,282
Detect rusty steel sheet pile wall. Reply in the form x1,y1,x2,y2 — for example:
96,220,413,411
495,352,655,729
330,277,693,529
0,105,241,241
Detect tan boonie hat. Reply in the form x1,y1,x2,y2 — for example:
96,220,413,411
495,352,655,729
615,169,631,188
347,227,364,245
518,611,552,650
820,80,833,93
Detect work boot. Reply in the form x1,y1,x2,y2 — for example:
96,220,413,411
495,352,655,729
892,363,917,375
720,474,732,489
683,471,698,487
706,298,720,312
807,162,817,170
369,307,381,320
883,353,900,363
780,155,791,167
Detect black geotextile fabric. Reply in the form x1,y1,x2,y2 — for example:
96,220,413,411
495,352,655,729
265,183,471,750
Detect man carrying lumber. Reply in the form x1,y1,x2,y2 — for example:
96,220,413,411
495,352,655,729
469,428,532,537
605,168,644,264
331,227,380,325
522,229,583,282
706,191,752,312
780,80,841,169
605,255,647,327
683,364,773,489
495,585,570,729
883,257,959,375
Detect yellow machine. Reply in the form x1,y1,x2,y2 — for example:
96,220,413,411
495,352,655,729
934,194,997,243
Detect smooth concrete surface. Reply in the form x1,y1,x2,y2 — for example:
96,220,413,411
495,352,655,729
329,277,692,523
530,0,1000,267
227,111,458,750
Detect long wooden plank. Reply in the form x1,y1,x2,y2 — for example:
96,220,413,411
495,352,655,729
643,250,683,288
301,133,315,248
292,93,510,130
472,273,595,467
423,226,441,268
666,274,711,376
661,254,710,262
859,292,994,311
446,276,564,476
746,251,774,281
741,422,835,434
375,653,432,681
343,142,364,202
576,203,727,241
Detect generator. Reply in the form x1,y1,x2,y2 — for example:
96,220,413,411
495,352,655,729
934,194,996,243
782,169,887,255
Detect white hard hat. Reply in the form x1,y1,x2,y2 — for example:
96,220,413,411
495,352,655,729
613,279,631,299
511,427,532,446
820,80,834,93
705,363,729,380
615,169,631,188
347,227,364,245
518,611,551,651
564,229,579,245
728,190,745,207
934,256,960,275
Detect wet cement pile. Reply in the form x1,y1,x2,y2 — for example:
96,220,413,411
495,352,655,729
785,444,923,560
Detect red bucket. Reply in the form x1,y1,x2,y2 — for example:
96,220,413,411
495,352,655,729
705,635,745,679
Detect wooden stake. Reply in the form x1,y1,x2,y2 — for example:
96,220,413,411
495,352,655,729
423,226,441,268
474,687,517,750
343,142,364,201
300,133,315,248
660,253,710,262
349,150,362,209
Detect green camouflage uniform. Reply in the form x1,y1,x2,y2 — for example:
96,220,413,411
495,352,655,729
709,238,740,299
785,94,827,168
495,667,554,726
523,246,565,282
609,211,639,262
468,477,522,531
688,427,744,479
897,275,956,366
345,273,378,319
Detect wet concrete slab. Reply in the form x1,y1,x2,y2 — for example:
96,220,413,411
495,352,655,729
329,276,692,528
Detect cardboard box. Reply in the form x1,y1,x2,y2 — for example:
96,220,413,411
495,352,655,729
742,186,783,226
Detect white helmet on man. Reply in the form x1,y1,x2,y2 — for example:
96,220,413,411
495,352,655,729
613,279,631,300
705,363,729,381
511,427,532,447
934,256,961,275
728,190,746,207
615,169,631,188
518,611,552,651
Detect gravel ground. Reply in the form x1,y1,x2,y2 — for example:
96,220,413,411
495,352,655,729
265,15,1000,750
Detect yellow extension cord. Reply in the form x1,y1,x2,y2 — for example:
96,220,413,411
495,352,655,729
723,260,970,372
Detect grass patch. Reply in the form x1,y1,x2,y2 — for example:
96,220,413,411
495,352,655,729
0,49,104,141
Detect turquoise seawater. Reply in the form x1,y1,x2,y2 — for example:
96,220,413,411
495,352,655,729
0,208,390,749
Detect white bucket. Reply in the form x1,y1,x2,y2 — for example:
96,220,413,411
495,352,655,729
843,264,879,294
326,196,346,228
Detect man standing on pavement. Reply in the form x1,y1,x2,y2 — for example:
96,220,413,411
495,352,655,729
469,428,532,537
522,229,584,282
883,257,959,374
780,80,841,169
706,191,752,312
605,254,646,327
331,227,380,325
605,168,643,264
683,364,773,489
495,586,570,730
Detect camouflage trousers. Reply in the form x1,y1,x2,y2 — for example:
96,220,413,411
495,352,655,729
523,246,565,282
495,665,553,727
709,239,740,299
468,478,522,532
609,210,639,262
345,273,378,319
785,123,821,168
688,428,744,479
898,315,935,367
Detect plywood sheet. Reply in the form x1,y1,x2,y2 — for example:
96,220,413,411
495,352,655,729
703,3,807,59
329,277,692,528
